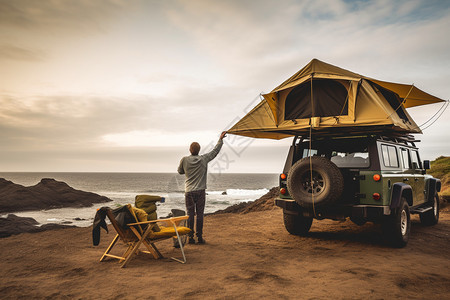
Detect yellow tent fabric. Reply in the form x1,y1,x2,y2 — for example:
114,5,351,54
228,59,445,139
369,79,444,108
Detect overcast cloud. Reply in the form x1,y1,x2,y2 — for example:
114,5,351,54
0,0,449,172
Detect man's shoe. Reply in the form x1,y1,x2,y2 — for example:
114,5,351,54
197,238,206,244
188,237,196,244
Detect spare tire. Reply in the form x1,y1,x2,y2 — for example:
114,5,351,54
287,156,344,208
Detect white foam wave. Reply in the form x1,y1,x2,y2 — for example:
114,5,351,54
224,188,269,196
207,191,226,195
96,191,137,198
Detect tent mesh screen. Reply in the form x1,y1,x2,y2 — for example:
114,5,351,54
369,81,409,123
285,79,348,120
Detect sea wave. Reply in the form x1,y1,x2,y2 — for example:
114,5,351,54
208,188,269,196
98,191,168,200
99,188,270,197
1,172,278,227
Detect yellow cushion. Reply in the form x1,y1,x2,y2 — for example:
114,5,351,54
150,226,191,238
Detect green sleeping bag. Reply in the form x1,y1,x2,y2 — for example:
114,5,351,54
135,194,161,220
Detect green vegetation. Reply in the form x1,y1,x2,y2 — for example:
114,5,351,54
429,156,450,198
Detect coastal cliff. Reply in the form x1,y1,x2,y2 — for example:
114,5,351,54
0,178,112,213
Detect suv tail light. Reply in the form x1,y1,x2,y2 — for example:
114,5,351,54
280,188,287,195
373,193,381,201
373,174,381,181
280,173,287,180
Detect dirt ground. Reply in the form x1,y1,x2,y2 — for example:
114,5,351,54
1,207,449,299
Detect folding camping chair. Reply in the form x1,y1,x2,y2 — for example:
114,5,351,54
99,204,191,267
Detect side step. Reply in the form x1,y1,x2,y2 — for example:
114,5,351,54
410,206,432,214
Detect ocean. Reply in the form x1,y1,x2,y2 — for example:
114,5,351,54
0,172,278,227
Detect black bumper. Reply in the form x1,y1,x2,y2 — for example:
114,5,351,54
275,198,389,219
275,198,300,211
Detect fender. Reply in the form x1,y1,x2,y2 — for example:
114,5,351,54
390,183,413,209
425,178,441,203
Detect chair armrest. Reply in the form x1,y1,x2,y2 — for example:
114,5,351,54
164,215,189,226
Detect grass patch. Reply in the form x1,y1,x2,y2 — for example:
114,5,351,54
428,156,450,199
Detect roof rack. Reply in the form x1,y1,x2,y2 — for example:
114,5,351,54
379,135,420,147
293,133,420,147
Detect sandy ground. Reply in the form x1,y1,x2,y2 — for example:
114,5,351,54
1,207,449,299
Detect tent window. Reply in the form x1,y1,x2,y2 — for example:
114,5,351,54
370,82,409,122
285,79,348,120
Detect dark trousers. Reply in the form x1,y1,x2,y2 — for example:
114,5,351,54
185,189,206,238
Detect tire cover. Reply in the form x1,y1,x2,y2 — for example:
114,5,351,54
287,156,344,207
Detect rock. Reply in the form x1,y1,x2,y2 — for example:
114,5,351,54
221,191,227,195
212,187,279,215
0,178,112,213
0,214,75,238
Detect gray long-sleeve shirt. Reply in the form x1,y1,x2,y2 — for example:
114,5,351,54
178,139,223,193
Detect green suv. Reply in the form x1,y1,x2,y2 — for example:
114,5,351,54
275,134,441,247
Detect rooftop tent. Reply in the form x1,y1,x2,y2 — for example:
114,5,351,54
228,59,446,139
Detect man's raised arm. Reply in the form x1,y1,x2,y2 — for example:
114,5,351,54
203,131,227,162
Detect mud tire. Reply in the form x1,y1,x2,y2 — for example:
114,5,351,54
382,197,410,248
287,156,344,208
420,194,439,226
283,211,313,236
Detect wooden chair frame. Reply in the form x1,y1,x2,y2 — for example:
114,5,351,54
100,208,189,267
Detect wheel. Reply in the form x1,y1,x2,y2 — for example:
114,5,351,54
350,216,367,226
420,194,439,226
287,156,344,208
283,211,313,236
382,197,411,248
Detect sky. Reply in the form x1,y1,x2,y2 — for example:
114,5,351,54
0,0,449,173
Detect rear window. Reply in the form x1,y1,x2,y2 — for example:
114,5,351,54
331,151,369,168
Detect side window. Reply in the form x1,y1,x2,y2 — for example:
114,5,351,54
381,144,399,168
401,148,410,169
411,150,422,169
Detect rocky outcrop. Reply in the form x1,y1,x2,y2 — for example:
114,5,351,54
212,187,279,214
0,214,75,238
0,178,112,213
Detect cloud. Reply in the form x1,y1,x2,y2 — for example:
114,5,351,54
0,0,128,33
0,0,448,172
161,0,450,94
0,88,249,151
0,93,155,149
0,44,46,61
101,129,219,147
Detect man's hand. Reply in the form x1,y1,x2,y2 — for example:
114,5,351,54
220,131,227,140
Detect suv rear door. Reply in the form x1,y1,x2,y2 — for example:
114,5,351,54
400,147,425,206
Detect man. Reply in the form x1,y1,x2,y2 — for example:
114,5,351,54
178,131,227,244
